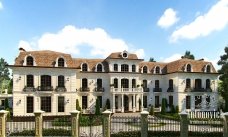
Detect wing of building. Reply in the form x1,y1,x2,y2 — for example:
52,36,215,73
10,48,220,116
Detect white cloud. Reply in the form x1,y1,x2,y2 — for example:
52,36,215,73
162,53,182,62
170,0,228,42
18,25,144,58
157,8,179,28
18,40,33,51
203,57,220,70
0,1,3,10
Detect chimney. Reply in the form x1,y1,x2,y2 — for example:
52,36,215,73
198,58,204,61
19,47,26,52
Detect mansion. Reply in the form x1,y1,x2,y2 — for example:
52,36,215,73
10,48,219,116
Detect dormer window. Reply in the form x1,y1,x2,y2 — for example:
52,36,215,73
58,58,64,67
82,63,88,71
97,64,103,72
26,56,34,66
143,66,147,73
155,66,160,74
122,50,128,59
186,64,191,72
206,65,211,73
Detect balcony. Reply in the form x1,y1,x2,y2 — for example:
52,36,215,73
95,87,105,92
110,88,143,93
143,88,149,92
185,87,212,92
167,87,174,92
55,86,67,92
184,87,192,92
37,86,54,91
23,86,36,92
153,88,162,92
79,87,90,92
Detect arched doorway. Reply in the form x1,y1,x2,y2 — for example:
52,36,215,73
124,95,129,112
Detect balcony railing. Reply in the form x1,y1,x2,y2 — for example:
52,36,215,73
79,87,90,92
95,87,105,92
55,86,67,92
167,87,174,92
143,88,149,92
110,88,143,93
185,87,213,92
153,88,162,92
37,86,54,91
184,87,192,92
23,86,36,92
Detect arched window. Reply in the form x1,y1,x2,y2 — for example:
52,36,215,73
206,65,211,73
155,66,160,74
143,66,147,73
82,63,88,71
114,64,118,71
97,64,103,72
186,64,191,72
114,78,118,88
82,78,88,88
186,79,191,88
132,65,136,72
27,75,34,87
121,64,129,72
58,75,65,87
26,56,34,66
41,75,51,89
58,58,64,67
206,79,210,89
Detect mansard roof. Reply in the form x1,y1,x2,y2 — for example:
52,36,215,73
106,52,140,60
139,62,167,74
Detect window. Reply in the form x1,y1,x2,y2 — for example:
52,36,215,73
82,63,88,71
155,66,160,74
114,64,118,71
169,79,173,89
186,79,191,88
121,64,129,72
132,79,136,88
186,64,191,72
195,96,202,109
97,64,102,72
132,65,136,72
82,96,87,109
143,80,147,88
206,65,211,73
169,96,173,106
123,53,128,58
26,56,34,66
195,79,202,89
41,97,51,112
58,96,65,112
143,66,147,73
41,75,51,87
58,75,65,87
97,79,102,88
97,96,102,108
82,78,88,88
114,78,118,88
143,96,147,108
27,75,34,87
121,79,129,88
206,79,210,89
58,58,64,67
155,96,159,108
186,96,191,109
155,80,159,88
26,96,34,113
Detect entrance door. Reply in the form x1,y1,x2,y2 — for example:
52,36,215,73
124,95,129,112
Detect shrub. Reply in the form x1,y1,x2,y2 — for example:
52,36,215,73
76,99,81,111
79,115,103,126
170,105,175,113
9,129,71,136
149,105,154,115
161,98,167,114
95,98,101,115
52,117,71,126
105,99,111,109
175,105,179,113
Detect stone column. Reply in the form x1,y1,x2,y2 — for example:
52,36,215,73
133,94,136,112
121,94,124,113
0,110,8,137
118,95,121,112
102,110,112,137
141,94,144,111
129,95,132,111
34,110,44,137
141,111,149,137
112,95,115,113
70,110,80,137
222,112,228,137
179,111,188,137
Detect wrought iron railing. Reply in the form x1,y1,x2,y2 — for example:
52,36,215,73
37,86,54,91
153,88,162,92
167,87,174,92
55,86,67,92
110,88,143,92
185,87,213,92
79,87,90,92
23,86,36,92
95,87,105,92
143,88,150,92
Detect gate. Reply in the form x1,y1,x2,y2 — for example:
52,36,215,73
79,114,103,137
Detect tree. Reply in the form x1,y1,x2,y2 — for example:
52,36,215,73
149,57,156,62
181,51,195,60
95,98,101,115
0,58,10,93
161,98,167,114
218,46,228,111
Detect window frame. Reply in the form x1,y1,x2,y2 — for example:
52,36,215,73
58,58,65,67
41,96,51,112
143,66,147,73
58,96,65,112
97,64,103,72
82,63,88,71
26,56,34,66
27,75,34,87
58,75,65,87
121,64,129,72
26,96,34,113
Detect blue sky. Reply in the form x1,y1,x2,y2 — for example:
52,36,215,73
0,0,228,69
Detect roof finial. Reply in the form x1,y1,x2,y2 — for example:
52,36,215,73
19,47,26,52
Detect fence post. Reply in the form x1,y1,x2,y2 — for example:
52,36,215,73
0,110,8,137
222,112,228,137
179,111,188,137
141,111,149,137
70,110,80,137
34,110,44,137
102,110,112,137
